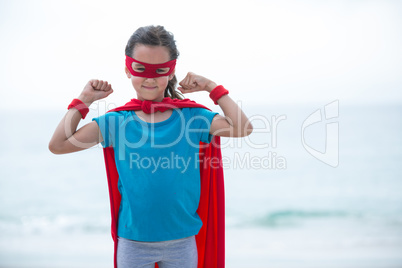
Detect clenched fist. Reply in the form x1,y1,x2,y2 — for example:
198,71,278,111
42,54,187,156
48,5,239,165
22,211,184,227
178,72,217,94
78,79,114,105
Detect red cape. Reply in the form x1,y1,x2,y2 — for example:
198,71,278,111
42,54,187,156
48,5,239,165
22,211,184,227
102,98,225,267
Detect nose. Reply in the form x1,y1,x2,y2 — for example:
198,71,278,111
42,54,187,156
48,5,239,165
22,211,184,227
144,77,156,83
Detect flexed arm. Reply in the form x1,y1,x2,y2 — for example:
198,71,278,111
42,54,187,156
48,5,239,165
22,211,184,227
48,80,113,154
178,72,253,137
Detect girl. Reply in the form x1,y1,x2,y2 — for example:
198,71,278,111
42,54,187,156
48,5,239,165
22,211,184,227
49,25,252,268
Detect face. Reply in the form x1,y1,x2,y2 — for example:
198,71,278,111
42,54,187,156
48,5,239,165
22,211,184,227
125,44,175,102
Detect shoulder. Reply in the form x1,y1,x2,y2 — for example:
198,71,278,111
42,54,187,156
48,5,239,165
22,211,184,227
106,110,129,116
178,108,218,126
180,107,216,116
92,110,133,127
98,110,131,120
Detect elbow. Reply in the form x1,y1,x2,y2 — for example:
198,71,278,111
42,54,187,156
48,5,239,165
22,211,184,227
238,121,253,137
244,122,253,136
48,142,58,154
48,141,64,155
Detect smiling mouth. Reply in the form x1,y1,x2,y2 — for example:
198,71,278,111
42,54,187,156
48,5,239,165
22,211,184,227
143,86,157,90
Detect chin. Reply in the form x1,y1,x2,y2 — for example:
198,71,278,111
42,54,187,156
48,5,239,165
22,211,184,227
139,94,164,102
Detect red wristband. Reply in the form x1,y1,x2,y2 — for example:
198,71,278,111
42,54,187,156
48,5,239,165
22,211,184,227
68,99,89,119
209,85,229,105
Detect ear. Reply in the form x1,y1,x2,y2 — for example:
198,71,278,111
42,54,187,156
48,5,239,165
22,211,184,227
125,66,131,78
168,69,175,81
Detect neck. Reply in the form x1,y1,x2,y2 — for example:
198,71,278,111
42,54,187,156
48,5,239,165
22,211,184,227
137,95,165,102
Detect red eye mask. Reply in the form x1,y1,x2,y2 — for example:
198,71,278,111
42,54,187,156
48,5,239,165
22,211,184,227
125,55,176,78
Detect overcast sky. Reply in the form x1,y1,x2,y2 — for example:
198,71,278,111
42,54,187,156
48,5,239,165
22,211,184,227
1,0,401,110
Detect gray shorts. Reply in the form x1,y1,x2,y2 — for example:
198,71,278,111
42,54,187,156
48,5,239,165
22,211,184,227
117,236,198,268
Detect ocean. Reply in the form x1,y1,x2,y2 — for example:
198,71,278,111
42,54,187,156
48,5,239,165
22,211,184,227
0,102,401,268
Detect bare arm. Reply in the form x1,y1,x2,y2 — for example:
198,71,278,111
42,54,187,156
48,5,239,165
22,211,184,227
48,79,113,154
178,72,253,137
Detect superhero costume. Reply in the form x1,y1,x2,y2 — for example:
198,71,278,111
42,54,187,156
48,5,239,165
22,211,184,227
100,97,225,268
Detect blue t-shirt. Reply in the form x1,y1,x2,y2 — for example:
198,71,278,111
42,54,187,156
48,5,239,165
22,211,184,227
93,107,217,242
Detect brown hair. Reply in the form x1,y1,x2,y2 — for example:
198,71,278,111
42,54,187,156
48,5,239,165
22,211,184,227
125,25,183,100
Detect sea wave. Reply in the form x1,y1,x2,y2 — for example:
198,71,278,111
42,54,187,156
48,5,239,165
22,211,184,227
0,213,109,236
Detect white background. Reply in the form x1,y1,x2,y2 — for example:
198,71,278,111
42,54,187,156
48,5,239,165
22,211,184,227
1,0,401,110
